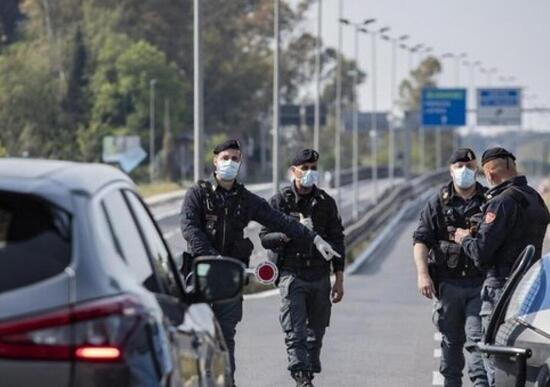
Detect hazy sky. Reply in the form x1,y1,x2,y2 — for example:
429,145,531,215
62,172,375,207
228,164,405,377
296,0,549,118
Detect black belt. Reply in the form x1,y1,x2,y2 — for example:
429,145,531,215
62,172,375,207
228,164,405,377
281,258,328,270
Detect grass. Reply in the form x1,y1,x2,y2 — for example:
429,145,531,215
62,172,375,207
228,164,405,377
137,181,183,198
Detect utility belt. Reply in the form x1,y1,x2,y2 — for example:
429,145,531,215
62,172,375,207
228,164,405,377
431,240,481,279
280,256,329,271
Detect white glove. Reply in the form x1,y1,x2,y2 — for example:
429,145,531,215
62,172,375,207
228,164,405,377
299,214,314,230
313,235,341,261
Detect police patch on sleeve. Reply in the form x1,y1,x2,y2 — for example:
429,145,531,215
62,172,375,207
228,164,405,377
484,211,497,224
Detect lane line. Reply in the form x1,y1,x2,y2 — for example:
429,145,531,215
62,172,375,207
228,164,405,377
433,348,441,358
434,332,442,341
243,288,279,300
163,230,180,240
432,371,444,386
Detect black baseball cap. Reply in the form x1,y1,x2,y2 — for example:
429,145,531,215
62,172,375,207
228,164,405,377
481,147,516,166
448,148,476,165
291,149,319,166
213,139,241,155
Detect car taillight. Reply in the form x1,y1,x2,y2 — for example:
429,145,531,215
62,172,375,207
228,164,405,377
0,294,143,362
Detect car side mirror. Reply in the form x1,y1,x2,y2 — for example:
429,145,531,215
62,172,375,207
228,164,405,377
192,257,245,304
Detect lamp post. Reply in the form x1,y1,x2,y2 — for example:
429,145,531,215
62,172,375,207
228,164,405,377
193,0,204,182
272,0,280,194
314,0,322,152
340,18,376,220
149,79,157,183
381,33,409,185
334,0,344,205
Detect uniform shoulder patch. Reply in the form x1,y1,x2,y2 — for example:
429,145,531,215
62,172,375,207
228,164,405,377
484,211,497,224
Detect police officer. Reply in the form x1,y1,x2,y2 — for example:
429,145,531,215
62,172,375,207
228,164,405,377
413,148,489,387
180,140,339,386
260,149,345,387
454,147,550,386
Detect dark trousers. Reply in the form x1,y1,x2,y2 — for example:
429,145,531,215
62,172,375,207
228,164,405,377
278,271,332,374
212,298,243,385
480,284,504,387
433,281,488,387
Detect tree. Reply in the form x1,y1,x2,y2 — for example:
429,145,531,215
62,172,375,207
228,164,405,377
399,56,442,111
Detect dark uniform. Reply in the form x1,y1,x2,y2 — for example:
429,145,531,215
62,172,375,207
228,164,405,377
459,148,550,386
180,142,318,385
260,151,345,384
413,149,489,387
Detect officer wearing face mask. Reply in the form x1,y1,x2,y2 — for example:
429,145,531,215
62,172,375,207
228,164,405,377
453,147,550,386
180,140,339,387
260,149,345,387
413,148,489,387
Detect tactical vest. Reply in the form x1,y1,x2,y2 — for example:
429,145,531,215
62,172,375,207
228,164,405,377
433,185,484,280
488,185,550,280
197,180,254,265
277,186,330,265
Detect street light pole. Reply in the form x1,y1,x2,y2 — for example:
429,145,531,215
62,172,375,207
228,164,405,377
334,0,343,205
341,18,375,220
314,0,322,152
272,0,280,194
193,0,204,182
149,79,157,183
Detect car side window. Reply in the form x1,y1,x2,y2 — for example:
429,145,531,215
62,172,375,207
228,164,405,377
123,190,183,300
101,190,162,294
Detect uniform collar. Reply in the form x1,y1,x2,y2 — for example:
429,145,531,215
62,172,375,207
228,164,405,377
486,175,527,199
290,181,320,203
210,173,241,193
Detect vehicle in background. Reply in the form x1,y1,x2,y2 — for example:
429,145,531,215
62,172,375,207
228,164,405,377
479,245,550,387
0,158,245,387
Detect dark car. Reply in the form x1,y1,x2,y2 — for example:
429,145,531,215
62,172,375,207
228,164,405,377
0,158,244,387
479,245,550,387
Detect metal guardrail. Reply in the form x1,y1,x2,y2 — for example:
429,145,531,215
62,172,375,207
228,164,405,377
344,169,449,251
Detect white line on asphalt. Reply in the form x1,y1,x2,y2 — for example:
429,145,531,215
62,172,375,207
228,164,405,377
163,230,180,240
155,209,180,221
243,288,279,300
434,332,442,342
433,348,441,358
432,371,444,386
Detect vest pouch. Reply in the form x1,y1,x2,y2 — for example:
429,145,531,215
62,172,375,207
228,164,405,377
437,240,462,269
231,237,254,266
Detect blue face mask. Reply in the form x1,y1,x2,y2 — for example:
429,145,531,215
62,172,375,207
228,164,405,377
452,166,476,189
216,160,241,181
299,170,320,188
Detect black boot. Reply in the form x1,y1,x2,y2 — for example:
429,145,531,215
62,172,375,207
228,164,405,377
292,370,314,387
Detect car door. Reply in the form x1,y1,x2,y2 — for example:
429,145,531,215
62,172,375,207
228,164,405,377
121,189,209,387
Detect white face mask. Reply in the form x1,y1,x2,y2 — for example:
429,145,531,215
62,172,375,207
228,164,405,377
298,170,320,188
216,159,241,181
452,166,476,189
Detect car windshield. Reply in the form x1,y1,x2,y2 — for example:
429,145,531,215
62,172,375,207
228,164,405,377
0,191,72,293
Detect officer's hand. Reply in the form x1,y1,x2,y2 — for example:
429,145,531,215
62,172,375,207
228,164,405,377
453,228,470,244
332,274,344,303
313,235,341,261
418,273,436,299
299,214,314,231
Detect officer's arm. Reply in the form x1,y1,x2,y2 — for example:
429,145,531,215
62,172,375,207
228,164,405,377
259,194,290,250
325,196,345,272
412,197,439,249
461,199,517,269
250,193,316,245
180,186,219,256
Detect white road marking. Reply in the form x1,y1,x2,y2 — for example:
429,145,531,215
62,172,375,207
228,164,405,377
163,230,180,240
434,332,442,342
433,348,441,358
243,288,279,300
432,371,444,386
